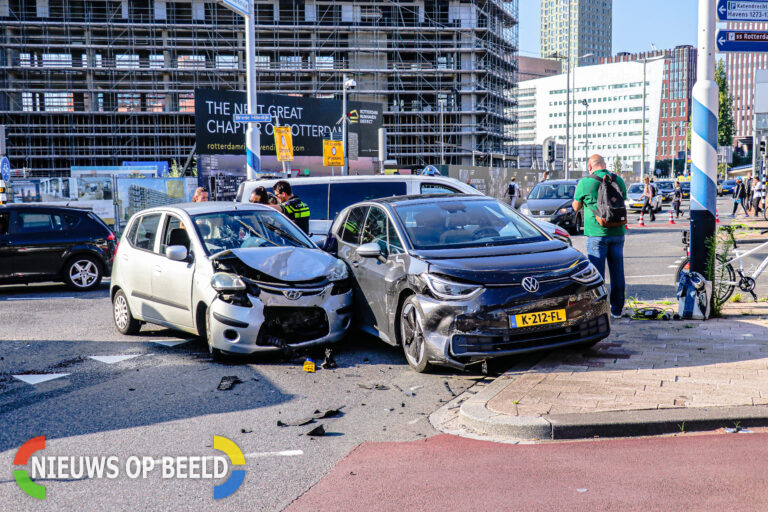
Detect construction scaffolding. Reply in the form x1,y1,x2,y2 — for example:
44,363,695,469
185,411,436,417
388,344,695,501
1,0,518,176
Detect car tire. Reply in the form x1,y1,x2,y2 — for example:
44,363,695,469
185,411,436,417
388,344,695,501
63,255,103,291
112,289,141,335
398,296,432,373
200,306,226,362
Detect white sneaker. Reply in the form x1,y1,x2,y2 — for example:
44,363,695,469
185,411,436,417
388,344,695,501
610,311,623,319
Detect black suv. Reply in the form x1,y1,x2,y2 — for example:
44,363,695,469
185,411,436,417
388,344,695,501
0,204,116,290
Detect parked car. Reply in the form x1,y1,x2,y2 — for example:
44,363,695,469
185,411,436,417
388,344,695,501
654,180,675,202
326,194,610,372
625,183,663,212
518,179,582,234
236,175,572,245
0,204,115,290
721,179,737,196
110,202,353,359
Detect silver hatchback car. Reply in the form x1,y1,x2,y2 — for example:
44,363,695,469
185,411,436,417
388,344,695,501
110,202,353,358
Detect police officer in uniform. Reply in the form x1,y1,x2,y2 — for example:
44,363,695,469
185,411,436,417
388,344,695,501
272,180,310,233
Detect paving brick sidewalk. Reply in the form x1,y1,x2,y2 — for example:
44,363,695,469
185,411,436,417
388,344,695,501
457,311,768,439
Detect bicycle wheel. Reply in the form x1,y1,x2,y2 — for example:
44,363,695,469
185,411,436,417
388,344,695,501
675,256,736,305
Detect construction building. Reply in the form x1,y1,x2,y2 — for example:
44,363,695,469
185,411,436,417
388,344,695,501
0,0,519,176
540,0,611,67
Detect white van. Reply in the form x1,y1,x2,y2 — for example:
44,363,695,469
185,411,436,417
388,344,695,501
235,175,570,244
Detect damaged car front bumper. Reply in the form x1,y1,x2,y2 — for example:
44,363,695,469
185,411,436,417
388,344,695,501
412,282,610,370
208,282,353,355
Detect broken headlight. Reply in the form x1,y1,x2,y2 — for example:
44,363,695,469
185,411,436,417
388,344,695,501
422,273,483,301
211,272,252,307
571,262,601,284
328,260,349,282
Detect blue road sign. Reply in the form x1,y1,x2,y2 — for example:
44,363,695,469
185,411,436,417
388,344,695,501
233,113,272,123
217,0,249,18
0,157,10,182
717,0,768,22
717,30,768,52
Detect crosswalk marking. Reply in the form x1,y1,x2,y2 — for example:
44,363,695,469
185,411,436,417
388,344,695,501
13,373,70,385
153,340,191,348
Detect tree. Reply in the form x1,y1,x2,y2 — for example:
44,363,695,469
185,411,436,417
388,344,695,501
612,155,622,174
714,60,734,147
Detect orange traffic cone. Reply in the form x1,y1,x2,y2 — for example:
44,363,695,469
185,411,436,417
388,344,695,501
668,209,676,225
638,212,645,227
716,209,720,224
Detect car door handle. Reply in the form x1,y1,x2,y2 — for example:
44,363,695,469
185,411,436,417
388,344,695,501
153,265,162,273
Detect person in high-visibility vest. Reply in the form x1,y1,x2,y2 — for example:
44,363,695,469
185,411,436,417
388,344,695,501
272,180,310,234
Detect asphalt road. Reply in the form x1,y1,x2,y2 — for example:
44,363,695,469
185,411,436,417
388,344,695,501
3,195,768,510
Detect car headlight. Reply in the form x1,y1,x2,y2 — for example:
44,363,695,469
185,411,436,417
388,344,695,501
572,262,601,284
557,207,572,215
422,273,483,300
328,259,349,282
211,272,246,292
521,206,531,215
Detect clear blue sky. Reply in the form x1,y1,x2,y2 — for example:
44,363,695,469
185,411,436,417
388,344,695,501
519,0,699,58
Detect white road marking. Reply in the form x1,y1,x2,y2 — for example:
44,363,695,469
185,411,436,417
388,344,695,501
153,340,191,348
89,355,141,364
13,373,70,385
667,265,678,268
245,450,304,458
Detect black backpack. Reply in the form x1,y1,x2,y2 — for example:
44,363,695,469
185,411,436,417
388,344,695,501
589,173,627,227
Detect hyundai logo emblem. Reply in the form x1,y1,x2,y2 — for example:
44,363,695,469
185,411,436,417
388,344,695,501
521,277,539,293
283,290,303,300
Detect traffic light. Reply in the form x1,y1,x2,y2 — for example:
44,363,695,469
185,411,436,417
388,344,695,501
761,137,768,156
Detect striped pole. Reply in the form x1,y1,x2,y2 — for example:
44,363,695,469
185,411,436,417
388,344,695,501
689,0,718,277
244,12,260,180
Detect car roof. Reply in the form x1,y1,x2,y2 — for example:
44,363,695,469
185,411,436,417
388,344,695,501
364,193,493,206
0,203,92,214
533,179,578,185
242,174,465,186
136,201,273,216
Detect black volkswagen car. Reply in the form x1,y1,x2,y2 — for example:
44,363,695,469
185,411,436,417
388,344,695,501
0,204,116,290
518,180,583,234
327,195,610,372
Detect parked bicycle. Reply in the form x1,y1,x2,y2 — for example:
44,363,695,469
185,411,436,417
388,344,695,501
676,225,768,304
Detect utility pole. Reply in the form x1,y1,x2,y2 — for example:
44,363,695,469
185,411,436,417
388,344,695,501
341,75,356,176
582,99,589,168
565,0,571,180
689,0,718,280
440,101,445,165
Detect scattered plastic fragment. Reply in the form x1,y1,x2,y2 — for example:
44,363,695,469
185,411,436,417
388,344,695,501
278,417,314,427
306,424,326,436
358,383,390,391
217,376,242,391
320,348,337,369
409,385,423,392
303,359,316,372
240,428,253,433
277,407,344,427
444,381,456,397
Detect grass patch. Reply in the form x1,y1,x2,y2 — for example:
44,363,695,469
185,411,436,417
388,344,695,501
730,293,744,303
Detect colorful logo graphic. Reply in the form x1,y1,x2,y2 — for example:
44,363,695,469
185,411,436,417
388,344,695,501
14,436,46,500
213,436,245,499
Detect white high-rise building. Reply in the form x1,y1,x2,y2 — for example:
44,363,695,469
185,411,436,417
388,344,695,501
518,60,665,173
541,0,612,67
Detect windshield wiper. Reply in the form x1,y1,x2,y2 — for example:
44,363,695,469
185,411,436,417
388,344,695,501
235,219,279,247
261,221,306,247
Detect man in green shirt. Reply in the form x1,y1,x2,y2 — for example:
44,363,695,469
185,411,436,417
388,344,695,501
572,154,628,318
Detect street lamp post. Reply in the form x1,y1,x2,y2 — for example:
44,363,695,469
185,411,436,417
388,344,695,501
440,100,445,165
582,99,589,168
342,74,356,176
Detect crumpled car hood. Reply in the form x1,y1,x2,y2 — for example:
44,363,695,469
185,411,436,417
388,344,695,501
211,247,339,283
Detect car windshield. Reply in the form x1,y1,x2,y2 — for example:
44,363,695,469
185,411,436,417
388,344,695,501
192,210,314,255
628,184,644,194
724,180,736,186
657,181,673,191
681,182,690,190
527,183,576,200
393,199,548,250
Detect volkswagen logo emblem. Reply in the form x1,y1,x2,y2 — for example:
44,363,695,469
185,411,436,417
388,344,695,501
283,290,303,300
521,277,539,293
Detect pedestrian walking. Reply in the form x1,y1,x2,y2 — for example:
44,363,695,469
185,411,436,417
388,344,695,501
672,181,683,218
640,176,656,221
752,177,763,217
192,187,209,202
507,177,520,208
745,172,753,212
732,177,749,217
573,154,628,319
271,180,310,233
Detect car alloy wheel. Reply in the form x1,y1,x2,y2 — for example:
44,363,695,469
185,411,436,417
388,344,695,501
400,297,431,373
68,258,100,289
112,289,140,335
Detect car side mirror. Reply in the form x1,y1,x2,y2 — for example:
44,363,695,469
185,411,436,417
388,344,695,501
166,245,188,262
357,242,382,258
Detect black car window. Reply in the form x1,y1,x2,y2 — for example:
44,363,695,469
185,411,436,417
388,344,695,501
291,184,329,220
339,206,368,245
329,181,406,220
362,207,388,252
132,213,162,251
0,212,9,235
62,214,80,230
17,212,61,233
160,215,185,254
422,183,459,194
